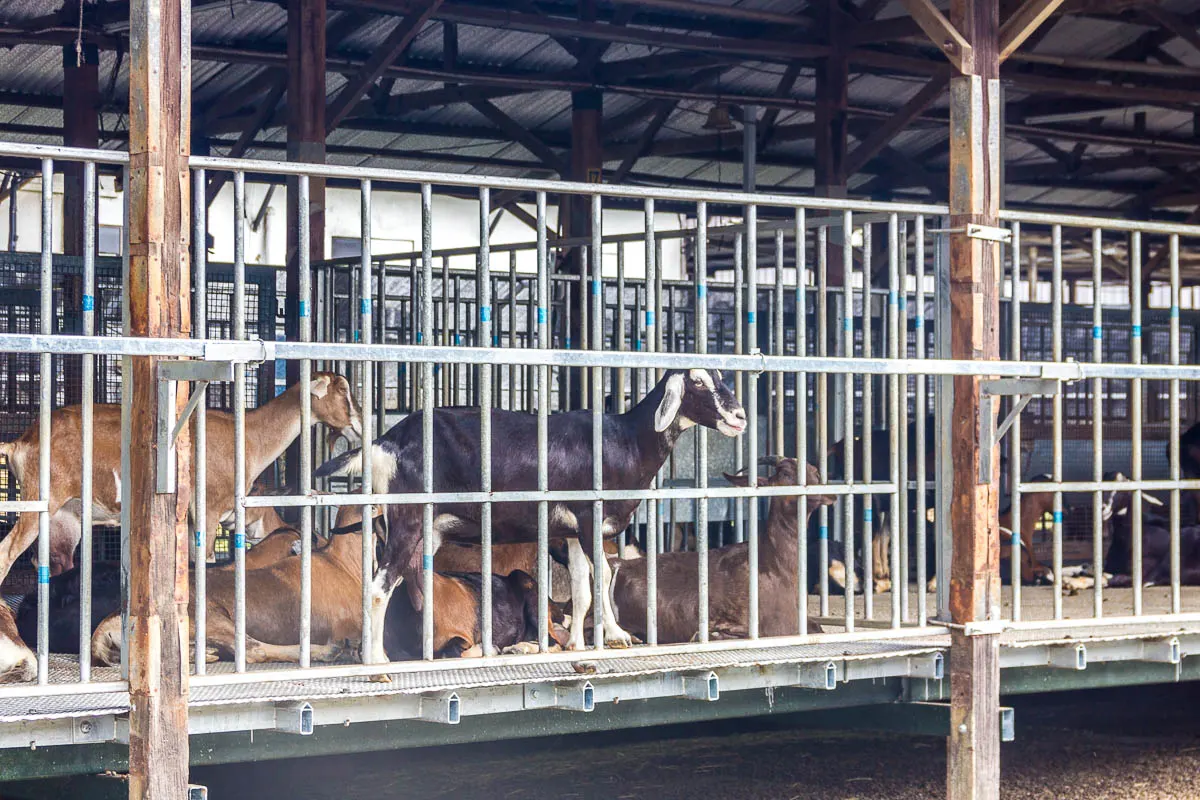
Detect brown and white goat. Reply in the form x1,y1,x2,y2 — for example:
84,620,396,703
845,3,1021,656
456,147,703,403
610,457,835,643
998,474,1055,585
0,372,361,582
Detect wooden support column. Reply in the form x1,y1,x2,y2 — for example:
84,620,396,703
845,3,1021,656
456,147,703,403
127,0,192,797
563,88,601,409
815,3,849,286
946,0,1001,797
62,37,99,257
285,0,326,497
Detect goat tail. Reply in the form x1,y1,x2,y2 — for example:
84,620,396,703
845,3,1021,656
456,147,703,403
315,447,364,479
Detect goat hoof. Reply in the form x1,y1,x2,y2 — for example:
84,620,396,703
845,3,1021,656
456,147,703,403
369,672,392,684
874,579,892,594
604,634,633,649
501,641,540,656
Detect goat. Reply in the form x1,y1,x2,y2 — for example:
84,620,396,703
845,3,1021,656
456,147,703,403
14,562,122,655
1178,421,1200,526
1102,475,1179,588
610,457,835,643
384,569,570,660
826,417,936,593
998,474,1055,585
0,600,35,683
0,372,360,582
316,367,747,666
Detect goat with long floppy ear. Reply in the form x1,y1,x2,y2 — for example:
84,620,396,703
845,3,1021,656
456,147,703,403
654,373,687,432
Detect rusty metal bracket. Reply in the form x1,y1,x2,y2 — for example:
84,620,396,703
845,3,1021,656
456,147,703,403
156,360,235,494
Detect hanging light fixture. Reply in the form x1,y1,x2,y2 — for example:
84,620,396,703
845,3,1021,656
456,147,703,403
703,103,736,132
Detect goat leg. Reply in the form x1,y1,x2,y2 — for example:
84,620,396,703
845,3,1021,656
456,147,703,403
565,539,592,651
596,549,634,648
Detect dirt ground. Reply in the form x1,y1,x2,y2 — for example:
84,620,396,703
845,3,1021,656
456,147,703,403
190,683,1200,800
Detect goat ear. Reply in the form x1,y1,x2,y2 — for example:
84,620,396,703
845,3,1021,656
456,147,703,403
310,374,331,399
653,373,685,432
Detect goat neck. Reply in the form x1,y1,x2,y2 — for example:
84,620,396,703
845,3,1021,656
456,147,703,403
243,382,310,475
621,379,687,471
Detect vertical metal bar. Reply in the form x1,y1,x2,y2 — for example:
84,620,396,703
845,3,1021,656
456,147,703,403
1091,227,1103,618
590,193,604,651
733,232,745,545
232,171,247,672
479,187,494,655
1009,224,1022,622
817,224,830,616
915,216,928,627
1051,224,1064,619
746,202,759,639
421,183,435,660
842,210,855,633
654,238,665,556
35,158,51,684
508,250,517,411
862,222,874,621
79,160,96,681
644,197,658,644
693,202,710,641
536,192,550,651
298,175,313,668
192,168,208,675
1170,233,1181,613
897,220,909,623
774,228,785,455
1131,230,1144,616
887,213,901,628
795,207,809,635
617,240,628,553
359,180,375,659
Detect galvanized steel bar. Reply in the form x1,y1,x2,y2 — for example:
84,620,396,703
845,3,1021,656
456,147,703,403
795,207,809,636
1131,231,1144,616
842,210,855,633
118,164,130,680
733,232,744,545
1091,227,1104,618
915,215,928,627
79,159,96,682
862,222,874,621
36,158,52,684
1051,224,1064,620
359,180,376,660
817,225,830,616
193,168,208,676
1009,224,1022,622
232,170,248,672
508,250,517,411
644,197,658,644
1170,234,1181,613
696,201,710,644
422,183,436,661
298,175,314,668
887,213,901,629
536,191,550,651
590,193,605,651
745,203,760,639
479,187,494,655
774,228,785,455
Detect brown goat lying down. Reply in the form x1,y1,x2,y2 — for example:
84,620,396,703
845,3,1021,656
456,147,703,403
611,458,835,643
384,569,569,660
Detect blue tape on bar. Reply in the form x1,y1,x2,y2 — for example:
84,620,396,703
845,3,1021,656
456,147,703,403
537,307,546,325
234,533,245,549
1132,324,1142,337
819,525,828,541
195,531,203,549
37,566,49,584
1011,531,1020,545
82,294,94,312
299,300,309,318
843,317,852,331
1093,325,1102,339
565,337,572,349
360,298,371,315
1053,511,1063,524
747,311,756,324
591,280,601,296
864,508,873,522
915,316,924,329
353,330,361,342
416,331,423,344
1171,305,1180,319
645,311,655,327
493,334,500,346
454,334,461,346
697,285,707,298
898,296,907,312
423,555,433,570
481,305,491,322
888,291,897,306
636,340,644,351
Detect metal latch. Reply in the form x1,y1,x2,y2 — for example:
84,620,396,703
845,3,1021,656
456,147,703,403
156,360,235,494
978,377,1062,483
927,223,1012,243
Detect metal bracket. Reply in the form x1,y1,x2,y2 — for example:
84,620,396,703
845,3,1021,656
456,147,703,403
978,378,1063,484
418,692,461,724
681,671,720,702
274,701,313,735
524,681,595,712
156,360,234,494
793,660,839,690
927,223,1012,243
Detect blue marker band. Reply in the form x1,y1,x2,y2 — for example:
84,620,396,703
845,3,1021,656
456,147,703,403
353,330,360,342
645,311,654,327
565,337,572,349
843,317,852,332
480,306,491,322
1093,325,1102,339
747,311,756,324
898,296,907,312
82,294,94,312
697,285,707,298
915,315,924,329
888,291,897,306
416,331,423,344
1053,511,1063,524
423,555,434,570
591,280,601,296
195,531,203,549
1131,324,1142,337
1171,305,1180,319
537,307,546,325
360,298,371,315
234,533,245,549
864,508,873,523
299,300,309,318
1011,531,1020,545
819,525,829,541
493,335,500,346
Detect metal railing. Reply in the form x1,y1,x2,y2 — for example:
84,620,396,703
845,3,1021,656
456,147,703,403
0,141,1196,709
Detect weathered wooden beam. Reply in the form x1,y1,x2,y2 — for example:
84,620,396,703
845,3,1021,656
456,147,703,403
62,36,99,259
205,76,286,204
325,1,443,134
611,99,677,183
945,0,1001,796
757,62,804,150
844,67,950,175
1140,6,1200,57
471,99,570,175
127,0,192,797
999,0,1068,61
899,0,974,71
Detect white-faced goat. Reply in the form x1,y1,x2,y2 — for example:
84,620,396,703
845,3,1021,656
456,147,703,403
315,367,747,665
610,457,835,643
0,372,361,582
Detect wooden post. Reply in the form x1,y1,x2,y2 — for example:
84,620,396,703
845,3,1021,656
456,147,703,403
946,0,1001,797
815,5,848,288
62,33,99,258
284,0,326,496
563,88,601,408
127,0,192,797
